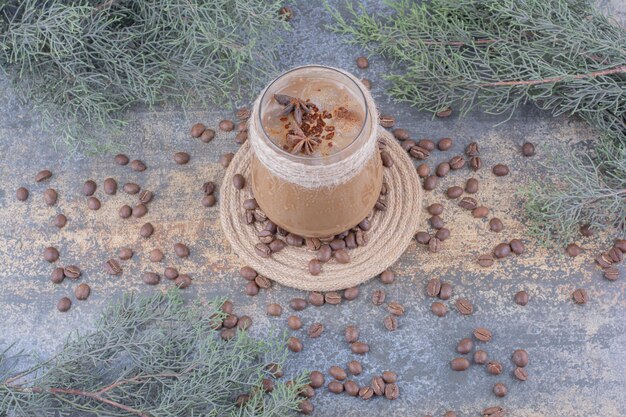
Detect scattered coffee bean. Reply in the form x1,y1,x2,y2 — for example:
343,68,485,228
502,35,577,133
103,178,117,195
384,383,399,400
595,253,613,268
219,153,235,168
489,218,504,232
438,137,453,150
345,325,359,343
493,383,507,398
315,245,331,264
493,243,511,258
139,223,154,238
572,288,587,304
164,267,178,280
483,407,505,416
298,400,314,415
267,303,282,316
202,195,217,207
428,237,441,253
118,248,133,260
351,342,369,355
380,270,395,284
415,231,431,245
360,78,372,90
149,249,163,263
449,155,465,170
510,239,525,255
474,350,488,364
430,215,444,229
370,376,385,396
74,283,91,300
423,175,438,191
486,361,503,375
356,56,369,69
379,115,395,128
450,357,470,371
347,360,362,375
614,239,626,253
191,123,206,137
43,188,58,206
308,292,324,307
472,206,489,218
446,186,463,199
427,204,443,216
470,156,482,171
492,164,509,176
50,267,65,284
455,298,473,315
121,182,139,195
87,196,100,210
245,281,259,296
221,328,235,341
237,316,252,331
53,214,67,228
173,274,191,289
478,253,494,267
328,381,344,394
223,314,238,329
253,276,271,290
459,197,478,210
43,246,59,262
218,119,235,132
383,315,398,331
130,160,146,172
514,367,528,381
63,265,81,279
289,298,307,311
35,170,52,182
255,243,271,258
344,286,359,301
197,128,214,143
329,366,347,380
431,301,447,317
381,151,393,168
514,290,529,306
309,371,324,388
439,283,452,300
372,289,386,305
16,187,29,201
474,328,492,342
464,179,478,195
105,259,122,275
57,297,71,312
604,267,619,281
343,380,359,397
234,131,248,144
287,336,303,352
436,106,452,117
132,204,148,218
142,272,160,285
359,386,374,400
457,338,473,354
82,180,97,196
325,292,342,305
427,278,442,297
173,243,190,258
118,205,132,219
287,315,302,330
522,142,535,156
410,145,430,159
392,128,409,141
233,174,245,190
114,154,129,165
416,163,430,177
418,139,435,151
334,249,351,264
512,349,529,367
436,162,451,177
375,197,387,211
608,247,623,262
221,301,233,314
173,152,190,165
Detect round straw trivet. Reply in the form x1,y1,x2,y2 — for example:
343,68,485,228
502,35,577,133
220,130,422,291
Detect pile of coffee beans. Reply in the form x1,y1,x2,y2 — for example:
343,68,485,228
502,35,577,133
594,238,624,283
425,278,458,317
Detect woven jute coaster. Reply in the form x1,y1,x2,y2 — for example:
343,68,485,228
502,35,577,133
219,130,422,291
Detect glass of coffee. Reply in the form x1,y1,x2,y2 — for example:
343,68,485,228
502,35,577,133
249,65,382,238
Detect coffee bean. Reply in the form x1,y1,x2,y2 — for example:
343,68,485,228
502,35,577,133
511,349,529,367
472,206,489,218
409,145,430,159
608,246,623,262
425,204,442,217
143,272,160,285
372,289,386,306
328,381,344,394
595,254,613,268
423,175,438,191
356,56,369,69
307,291,324,307
483,406,505,416
385,383,399,400
44,189,58,206
450,357,470,371
478,253,494,267
287,315,302,330
103,178,117,195
474,350,488,364
163,267,178,280
359,386,374,400
446,186,463,199
465,142,479,156
174,274,192,289
309,371,324,388
119,246,135,261
457,338,473,354
438,137,453,150
462,179,478,195
267,303,282,316
238,316,253,331
253,243,269,258
289,298,307,311
316,245,332,263
334,249,351,264
418,139,436,151
139,223,154,238
430,214,444,229
74,283,91,300
148,248,163,262
474,328,492,342
347,360,362,375
439,283,452,300
514,367,528,381
426,278,441,297
360,77,372,90
221,328,236,341
43,246,59,262
172,242,189,258
53,214,67,228
116,205,131,219
35,169,52,182
15,186,29,201
254,275,272,289
218,119,235,132
220,301,234,314
329,366,347,380
325,292,341,305
455,298,473,315
223,314,238,329
379,270,395,284
614,238,626,253
470,156,482,171
120,183,139,196
415,231,431,245
449,155,465,170
190,123,206,138
416,163,430,177
86,196,100,210
383,315,398,331
392,128,409,141
234,131,248,144
217,153,234,169
245,281,259,296
514,290,529,305
82,180,97,196
572,288,587,304
344,286,360,300
114,154,129,165
351,342,369,355
459,197,478,210
431,301,447,317
436,162,451,177
201,195,217,207
337,380,357,397
105,259,122,275
604,267,619,281
381,151,393,168
173,152,190,165
57,297,71,312
298,399,314,415
492,164,509,176
233,174,245,190
287,336,303,352
486,361,503,375
522,142,535,156
199,182,216,197
375,197,387,211
489,218,504,232
370,376,385,396
428,237,441,253
510,239,525,255
493,243,511,258
132,204,148,218
130,160,146,172
345,325,359,343
63,265,81,279
491,382,507,398
379,115,396,129
50,267,65,284
562,243,582,258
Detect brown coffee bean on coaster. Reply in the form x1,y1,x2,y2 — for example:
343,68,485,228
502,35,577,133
465,142,479,156
416,163,430,177
426,278,442,297
114,153,129,165
142,272,160,285
190,123,206,137
219,119,235,132
492,164,509,176
266,303,282,316
123,182,139,194
372,289,386,306
50,267,65,284
483,407,504,416
387,301,405,316
472,206,489,218
392,128,409,141
489,217,504,232
328,381,343,394
446,186,463,199
103,178,117,195
359,386,374,400
164,267,178,280
139,223,154,238
175,274,192,289
493,382,508,398
439,283,452,300
512,349,529,367
423,175,438,190
139,190,153,204
343,286,359,300
430,215,444,229
105,259,122,275
329,366,347,381
385,383,399,400
83,180,97,196
514,367,528,381
459,197,477,211
380,269,395,284
565,243,582,257
356,56,369,69
149,249,164,263
436,106,452,118
478,253,494,267
449,155,465,169
465,178,479,193
63,265,80,279
522,142,536,156
370,375,385,396
325,292,341,305
244,281,259,296
344,380,360,396
174,243,190,258
604,267,619,281
173,152,190,165
130,159,147,172
118,247,133,260
360,78,372,90
133,204,148,218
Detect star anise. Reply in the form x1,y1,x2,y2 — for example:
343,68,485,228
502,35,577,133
274,94,312,125
286,123,321,156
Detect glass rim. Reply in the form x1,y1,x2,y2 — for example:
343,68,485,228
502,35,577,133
257,65,370,163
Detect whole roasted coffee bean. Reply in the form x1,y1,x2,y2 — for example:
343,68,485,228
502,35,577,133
138,190,153,204
103,178,117,195
449,155,465,170
379,114,395,128
514,367,528,381
565,243,582,257
455,298,473,315
344,380,359,396
439,282,452,300
415,231,431,245
372,289,386,305
219,153,235,168
379,371,396,384
63,265,81,279
242,198,258,210
309,371,324,388
174,243,190,258
105,259,122,275
512,349,529,367
202,195,216,207
140,223,154,238
190,123,206,137
375,197,387,211
492,164,509,176
493,383,507,398
74,283,91,300
478,253,494,267
149,248,164,262
356,230,369,247
614,238,626,253
483,407,505,416
325,292,342,305
53,214,67,228
119,205,132,218
351,342,369,355
238,316,252,331
381,151,394,168
347,360,362,375
234,131,248,144
436,162,451,177
142,272,160,285
329,365,347,380
427,278,442,297
232,174,245,189
16,187,29,201
361,78,372,90
44,189,58,206
474,350,488,364
130,160,146,172
200,128,216,143
57,297,72,312
344,286,359,300
402,140,417,153
308,292,325,306
383,315,398,331
465,142,479,156
457,338,473,354
255,243,271,258
510,239,525,255
298,400,314,415
305,237,323,251
428,237,441,253
595,254,613,268
223,314,238,329
493,243,511,258
287,315,302,330
470,156,482,171
245,281,259,296
254,275,272,289
486,361,503,375
522,142,536,156
474,327,492,342
123,182,140,195
464,178,479,194
384,383,399,400
489,218,504,232
423,175,438,191
450,357,470,371
221,328,236,341
418,139,436,151
202,181,216,196
329,238,345,250
221,300,234,314
416,163,430,177
334,249,351,264
35,169,52,182
358,217,371,231
380,270,395,284
446,186,463,199
132,204,148,218
114,154,129,165
267,303,282,316
608,246,623,263
219,119,235,132
44,246,59,262
344,232,357,250
431,301,447,317
317,245,332,263
164,267,178,280
572,288,587,304
345,325,359,343
87,196,101,210
393,128,409,141
427,203,444,215
287,336,303,352
438,137,453,150
328,381,343,394
514,290,529,305
370,376,385,396
472,206,489,218
266,363,283,378
83,180,97,196
118,248,133,260
290,298,308,311
359,386,374,400
173,152,190,165
410,146,430,159
356,56,369,69
604,267,619,281
459,197,478,210
50,267,65,284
